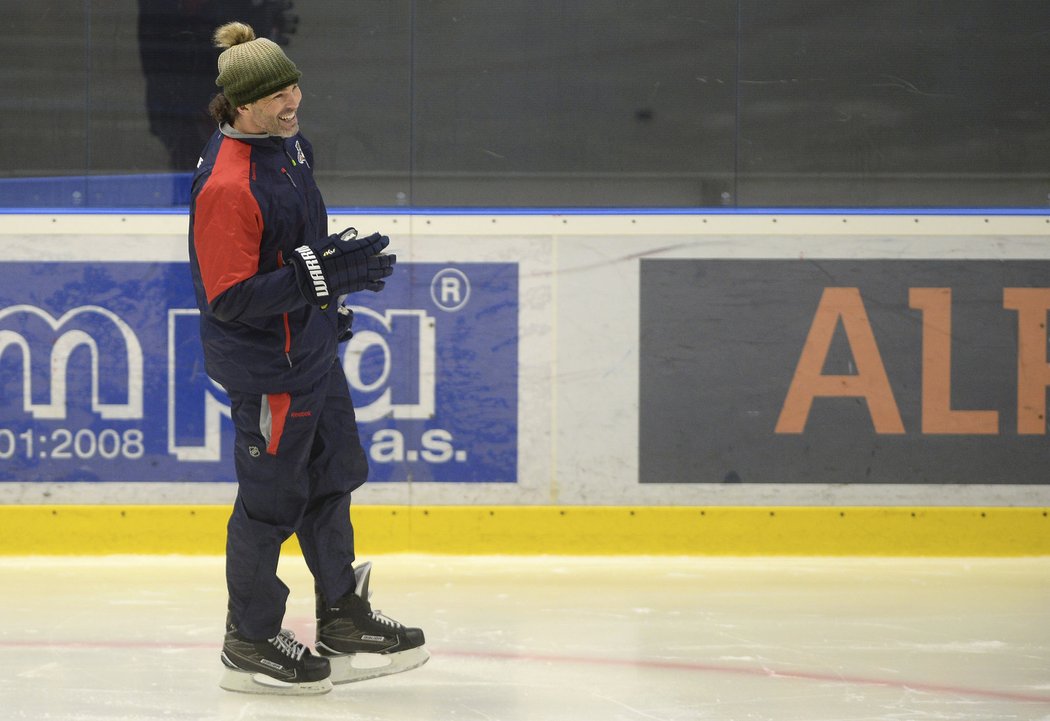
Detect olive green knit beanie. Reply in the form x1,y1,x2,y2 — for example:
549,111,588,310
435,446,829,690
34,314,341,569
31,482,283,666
213,22,302,107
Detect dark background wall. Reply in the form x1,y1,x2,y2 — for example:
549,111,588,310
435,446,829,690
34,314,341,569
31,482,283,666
2,1,1049,208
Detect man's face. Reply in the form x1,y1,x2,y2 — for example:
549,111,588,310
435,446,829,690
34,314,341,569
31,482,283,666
238,84,302,137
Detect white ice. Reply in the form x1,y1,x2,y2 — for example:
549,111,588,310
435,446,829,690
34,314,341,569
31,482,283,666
1,554,1048,720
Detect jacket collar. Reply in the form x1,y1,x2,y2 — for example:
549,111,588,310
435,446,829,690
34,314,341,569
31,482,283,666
219,122,286,147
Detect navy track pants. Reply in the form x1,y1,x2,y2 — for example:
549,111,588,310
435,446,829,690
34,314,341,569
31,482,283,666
224,359,368,641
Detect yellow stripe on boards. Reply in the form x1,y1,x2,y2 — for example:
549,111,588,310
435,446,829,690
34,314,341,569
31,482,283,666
0,505,1046,556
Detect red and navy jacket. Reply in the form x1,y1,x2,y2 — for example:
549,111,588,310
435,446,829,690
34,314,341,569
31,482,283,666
188,125,339,394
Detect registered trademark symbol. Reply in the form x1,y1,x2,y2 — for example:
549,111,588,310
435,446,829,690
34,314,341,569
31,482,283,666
430,268,471,312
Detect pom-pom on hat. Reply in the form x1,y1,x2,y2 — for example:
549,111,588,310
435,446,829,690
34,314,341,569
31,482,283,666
214,22,301,107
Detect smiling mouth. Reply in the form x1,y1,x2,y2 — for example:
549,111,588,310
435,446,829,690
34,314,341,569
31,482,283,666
279,113,296,123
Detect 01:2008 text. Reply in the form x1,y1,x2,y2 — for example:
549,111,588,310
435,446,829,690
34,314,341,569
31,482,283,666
0,428,146,460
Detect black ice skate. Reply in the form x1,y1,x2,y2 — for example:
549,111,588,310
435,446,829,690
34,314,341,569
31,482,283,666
315,561,430,684
220,620,333,695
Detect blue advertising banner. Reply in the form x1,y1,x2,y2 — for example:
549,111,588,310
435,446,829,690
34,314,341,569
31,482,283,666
0,261,518,483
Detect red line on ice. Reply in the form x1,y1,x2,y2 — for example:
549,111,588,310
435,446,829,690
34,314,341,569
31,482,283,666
6,639,1049,705
436,648,1050,705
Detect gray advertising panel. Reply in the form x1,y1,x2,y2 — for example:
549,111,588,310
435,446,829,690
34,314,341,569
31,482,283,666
639,259,1050,484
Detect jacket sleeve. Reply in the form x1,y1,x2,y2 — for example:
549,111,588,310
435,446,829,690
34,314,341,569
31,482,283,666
209,265,306,322
193,178,306,322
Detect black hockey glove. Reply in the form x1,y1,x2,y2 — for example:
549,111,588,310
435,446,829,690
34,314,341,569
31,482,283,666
287,228,396,307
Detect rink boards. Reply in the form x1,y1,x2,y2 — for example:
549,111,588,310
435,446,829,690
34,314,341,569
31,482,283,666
0,211,1048,554
1,504,1048,555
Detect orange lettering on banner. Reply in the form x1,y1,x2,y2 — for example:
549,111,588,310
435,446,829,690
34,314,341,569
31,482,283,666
1003,288,1050,434
908,288,998,434
775,288,904,434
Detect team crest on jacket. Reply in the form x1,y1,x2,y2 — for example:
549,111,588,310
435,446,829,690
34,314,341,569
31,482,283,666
295,140,308,166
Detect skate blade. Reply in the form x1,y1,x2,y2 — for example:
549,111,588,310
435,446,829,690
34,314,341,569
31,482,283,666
324,646,430,684
219,668,333,696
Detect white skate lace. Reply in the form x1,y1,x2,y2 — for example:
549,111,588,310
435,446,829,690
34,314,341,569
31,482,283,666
270,629,306,661
370,609,403,628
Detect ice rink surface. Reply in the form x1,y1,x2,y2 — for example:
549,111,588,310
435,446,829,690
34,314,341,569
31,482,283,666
1,554,1048,721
